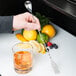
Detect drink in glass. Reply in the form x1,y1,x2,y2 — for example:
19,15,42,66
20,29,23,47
12,42,33,74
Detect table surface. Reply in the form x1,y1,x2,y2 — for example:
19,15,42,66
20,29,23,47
0,23,76,76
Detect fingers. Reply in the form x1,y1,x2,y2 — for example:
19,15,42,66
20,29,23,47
24,12,41,31
33,16,41,31
25,12,40,24
33,16,40,25
24,22,41,31
24,12,35,23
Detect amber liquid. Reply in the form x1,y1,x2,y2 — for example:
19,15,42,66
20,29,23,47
14,51,32,74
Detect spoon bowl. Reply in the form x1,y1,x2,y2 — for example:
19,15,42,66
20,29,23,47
24,1,32,13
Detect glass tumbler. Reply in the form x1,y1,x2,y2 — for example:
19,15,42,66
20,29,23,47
12,42,33,74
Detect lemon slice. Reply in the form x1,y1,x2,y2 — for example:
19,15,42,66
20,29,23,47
16,42,32,49
29,40,41,52
39,43,46,54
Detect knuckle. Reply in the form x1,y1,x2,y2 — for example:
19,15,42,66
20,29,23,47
25,12,30,15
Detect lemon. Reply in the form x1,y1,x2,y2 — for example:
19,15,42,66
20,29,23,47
23,30,37,41
42,25,56,38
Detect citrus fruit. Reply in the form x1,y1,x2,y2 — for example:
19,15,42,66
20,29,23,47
39,43,46,54
16,42,32,49
41,25,56,38
29,40,41,53
23,30,37,41
16,33,28,42
37,33,49,44
29,40,46,54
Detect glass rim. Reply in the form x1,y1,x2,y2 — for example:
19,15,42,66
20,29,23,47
12,42,33,53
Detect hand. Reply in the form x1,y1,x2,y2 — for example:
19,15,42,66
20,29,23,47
13,12,41,31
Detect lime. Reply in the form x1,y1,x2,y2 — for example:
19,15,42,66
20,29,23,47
37,33,49,44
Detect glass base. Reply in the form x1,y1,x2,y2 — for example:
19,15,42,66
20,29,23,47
14,67,32,74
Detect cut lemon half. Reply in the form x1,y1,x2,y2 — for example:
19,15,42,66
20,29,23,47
23,30,37,41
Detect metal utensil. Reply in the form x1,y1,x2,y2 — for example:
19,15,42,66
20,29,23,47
24,1,32,13
24,0,41,32
46,47,60,74
25,1,44,43
24,0,60,74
